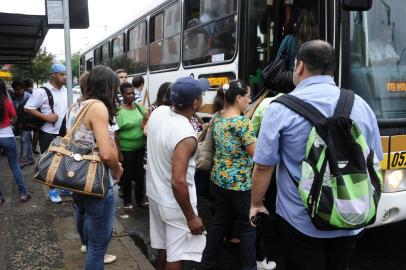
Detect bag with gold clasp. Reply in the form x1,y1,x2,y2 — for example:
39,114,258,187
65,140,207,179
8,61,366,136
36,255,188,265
34,101,110,197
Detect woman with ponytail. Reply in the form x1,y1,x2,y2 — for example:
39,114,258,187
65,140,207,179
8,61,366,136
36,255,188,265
0,78,31,207
202,80,257,270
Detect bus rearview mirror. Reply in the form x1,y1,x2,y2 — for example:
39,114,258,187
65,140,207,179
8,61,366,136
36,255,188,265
341,0,372,11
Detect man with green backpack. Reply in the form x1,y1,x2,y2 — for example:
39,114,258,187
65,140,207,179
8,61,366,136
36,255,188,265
250,40,383,270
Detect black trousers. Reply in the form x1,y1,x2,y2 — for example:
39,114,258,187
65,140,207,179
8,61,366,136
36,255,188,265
121,148,145,205
39,130,57,153
201,183,256,270
277,216,363,270
39,130,58,190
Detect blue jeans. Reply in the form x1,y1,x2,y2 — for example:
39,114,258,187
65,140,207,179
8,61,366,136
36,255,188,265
0,137,27,195
73,187,115,270
20,130,34,160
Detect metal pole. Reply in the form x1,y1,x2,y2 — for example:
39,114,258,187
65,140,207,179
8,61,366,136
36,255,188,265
63,0,73,107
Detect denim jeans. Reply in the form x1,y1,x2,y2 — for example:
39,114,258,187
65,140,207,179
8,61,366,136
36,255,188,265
73,187,115,270
202,183,257,270
0,137,27,195
20,130,34,160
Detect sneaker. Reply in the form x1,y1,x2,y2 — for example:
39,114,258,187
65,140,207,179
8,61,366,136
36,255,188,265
80,245,87,254
48,189,62,203
104,254,117,264
60,189,73,196
20,193,31,202
257,259,276,270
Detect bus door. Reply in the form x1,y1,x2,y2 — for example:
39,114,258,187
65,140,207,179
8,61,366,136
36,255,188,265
240,0,325,98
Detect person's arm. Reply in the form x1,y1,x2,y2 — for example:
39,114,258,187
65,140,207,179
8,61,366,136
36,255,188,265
143,120,149,136
241,118,257,157
24,90,58,123
7,100,17,124
250,163,275,224
172,137,205,235
86,102,123,180
114,130,124,163
246,143,256,158
25,108,58,123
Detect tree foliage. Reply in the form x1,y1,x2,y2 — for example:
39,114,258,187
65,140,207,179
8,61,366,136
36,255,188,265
71,51,80,81
11,48,55,86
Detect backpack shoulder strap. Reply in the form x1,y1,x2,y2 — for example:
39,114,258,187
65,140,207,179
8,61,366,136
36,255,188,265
334,88,355,118
273,94,325,124
41,86,55,114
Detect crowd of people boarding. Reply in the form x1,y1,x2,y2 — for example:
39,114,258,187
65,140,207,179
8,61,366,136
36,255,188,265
0,35,382,270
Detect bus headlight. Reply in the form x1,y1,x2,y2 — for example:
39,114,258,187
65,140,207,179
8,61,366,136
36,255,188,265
384,169,406,192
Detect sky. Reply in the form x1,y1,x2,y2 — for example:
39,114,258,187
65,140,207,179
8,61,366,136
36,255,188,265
1,0,163,60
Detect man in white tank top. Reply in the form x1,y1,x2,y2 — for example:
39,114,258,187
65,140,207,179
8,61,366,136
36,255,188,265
146,77,209,270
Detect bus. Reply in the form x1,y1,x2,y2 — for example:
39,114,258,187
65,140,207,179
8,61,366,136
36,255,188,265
80,0,406,227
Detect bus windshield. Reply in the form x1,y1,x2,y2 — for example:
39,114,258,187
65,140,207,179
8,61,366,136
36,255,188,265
347,0,406,120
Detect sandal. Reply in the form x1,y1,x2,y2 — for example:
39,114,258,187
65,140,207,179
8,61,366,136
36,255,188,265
124,204,136,213
137,202,149,208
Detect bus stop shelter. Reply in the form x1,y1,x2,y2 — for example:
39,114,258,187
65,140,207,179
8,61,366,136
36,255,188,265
0,12,48,64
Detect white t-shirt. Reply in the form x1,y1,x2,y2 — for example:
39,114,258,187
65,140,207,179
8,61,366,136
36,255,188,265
146,106,198,208
0,127,14,138
24,82,68,134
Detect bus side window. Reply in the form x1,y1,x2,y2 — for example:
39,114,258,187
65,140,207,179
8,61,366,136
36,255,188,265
149,2,181,72
128,21,148,74
183,0,237,66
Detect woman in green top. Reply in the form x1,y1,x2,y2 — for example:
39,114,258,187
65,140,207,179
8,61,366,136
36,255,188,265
201,80,257,270
116,82,147,212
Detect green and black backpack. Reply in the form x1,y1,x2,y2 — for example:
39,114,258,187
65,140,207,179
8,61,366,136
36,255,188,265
274,89,383,230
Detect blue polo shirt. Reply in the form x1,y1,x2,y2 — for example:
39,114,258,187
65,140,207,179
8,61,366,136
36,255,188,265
254,75,383,238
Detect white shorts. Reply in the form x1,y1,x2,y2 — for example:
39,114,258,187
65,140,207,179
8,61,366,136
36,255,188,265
149,199,206,262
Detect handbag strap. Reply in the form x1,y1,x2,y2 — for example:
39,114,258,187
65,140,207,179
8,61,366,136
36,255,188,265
142,88,151,107
134,102,146,116
65,100,100,140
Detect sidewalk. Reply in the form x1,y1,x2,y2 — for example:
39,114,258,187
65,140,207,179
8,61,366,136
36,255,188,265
0,152,154,270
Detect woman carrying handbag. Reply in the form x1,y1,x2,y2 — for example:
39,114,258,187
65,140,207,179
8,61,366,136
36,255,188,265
66,66,123,269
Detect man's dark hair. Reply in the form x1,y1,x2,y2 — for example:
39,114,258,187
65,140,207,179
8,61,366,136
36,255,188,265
120,82,133,94
24,78,34,88
132,75,144,88
296,40,336,76
12,79,25,90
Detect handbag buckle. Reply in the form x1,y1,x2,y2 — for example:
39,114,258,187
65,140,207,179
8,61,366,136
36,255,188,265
73,153,83,161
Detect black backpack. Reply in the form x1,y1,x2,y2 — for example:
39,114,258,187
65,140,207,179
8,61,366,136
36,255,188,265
262,35,295,91
17,87,54,130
